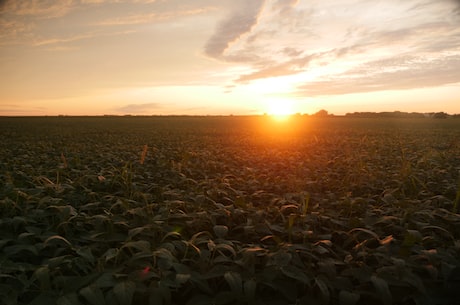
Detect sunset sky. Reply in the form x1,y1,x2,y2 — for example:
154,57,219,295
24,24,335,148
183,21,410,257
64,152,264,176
1,0,459,116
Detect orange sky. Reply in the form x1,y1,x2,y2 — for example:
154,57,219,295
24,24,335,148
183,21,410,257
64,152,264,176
1,0,459,116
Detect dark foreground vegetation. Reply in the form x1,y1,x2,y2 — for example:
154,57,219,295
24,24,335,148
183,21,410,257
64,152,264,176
0,116,459,305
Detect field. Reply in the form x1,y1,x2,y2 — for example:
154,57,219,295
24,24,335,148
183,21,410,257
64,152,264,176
1,116,459,305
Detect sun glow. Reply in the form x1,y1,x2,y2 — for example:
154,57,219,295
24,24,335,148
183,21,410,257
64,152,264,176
266,99,294,121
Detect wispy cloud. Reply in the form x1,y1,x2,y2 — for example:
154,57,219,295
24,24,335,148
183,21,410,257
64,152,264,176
204,0,266,59
0,18,33,46
33,32,98,46
0,104,46,114
0,1,213,47
96,8,213,26
236,53,315,83
296,54,460,96
32,29,135,47
117,102,163,113
80,0,157,3
1,0,74,18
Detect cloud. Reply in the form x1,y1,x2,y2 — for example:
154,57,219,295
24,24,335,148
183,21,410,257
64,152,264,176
32,29,135,47
0,0,75,47
117,102,162,113
32,32,97,46
0,104,46,114
448,0,460,13
272,0,299,18
203,0,313,84
295,54,460,96
236,53,315,83
204,0,266,59
228,0,460,88
1,0,74,18
96,8,212,26
80,0,157,3
0,18,33,46
200,0,313,87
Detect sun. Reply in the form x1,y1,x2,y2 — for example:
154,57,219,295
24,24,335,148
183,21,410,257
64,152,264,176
267,99,294,120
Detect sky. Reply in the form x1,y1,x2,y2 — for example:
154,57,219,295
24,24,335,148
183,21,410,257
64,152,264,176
0,0,459,116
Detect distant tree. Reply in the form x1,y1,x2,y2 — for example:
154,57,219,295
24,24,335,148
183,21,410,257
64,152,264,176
432,112,448,119
314,109,330,117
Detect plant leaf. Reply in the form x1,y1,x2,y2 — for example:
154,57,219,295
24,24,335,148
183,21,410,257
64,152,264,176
44,235,72,248
176,273,191,285
113,280,136,305
371,275,392,305
103,248,119,262
281,265,310,284
121,240,151,253
56,293,80,305
213,225,228,238
80,285,106,305
339,290,360,305
33,266,50,290
315,277,330,305
244,279,257,301
224,271,243,295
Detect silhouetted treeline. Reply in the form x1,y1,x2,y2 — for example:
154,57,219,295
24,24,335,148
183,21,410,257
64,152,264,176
345,111,457,119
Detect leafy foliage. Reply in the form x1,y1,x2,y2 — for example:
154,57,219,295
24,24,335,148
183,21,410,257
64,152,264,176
0,116,459,305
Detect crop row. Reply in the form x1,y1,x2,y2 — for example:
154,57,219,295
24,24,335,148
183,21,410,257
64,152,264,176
1,116,459,305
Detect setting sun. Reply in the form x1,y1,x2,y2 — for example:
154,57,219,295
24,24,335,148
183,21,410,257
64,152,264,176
267,99,295,117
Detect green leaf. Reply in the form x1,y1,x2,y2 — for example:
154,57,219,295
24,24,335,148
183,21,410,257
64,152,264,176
348,228,380,241
339,290,360,305
53,274,98,292
127,226,147,239
186,294,213,305
149,287,171,305
3,244,38,256
213,225,228,238
318,260,336,278
44,235,72,248
315,277,330,305
33,266,50,290
244,279,257,301
29,292,59,305
402,229,422,247
121,240,151,253
76,247,95,263
214,291,236,305
80,285,106,305
175,273,191,285
302,192,310,216
0,283,19,305
113,280,136,305
234,196,246,208
103,248,119,262
161,231,182,242
154,248,175,270
93,273,116,288
57,293,80,305
280,204,298,214
214,243,236,257
46,255,72,268
272,251,292,267
281,265,310,284
371,275,392,305
263,279,298,302
224,271,243,295
189,272,213,295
